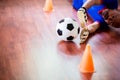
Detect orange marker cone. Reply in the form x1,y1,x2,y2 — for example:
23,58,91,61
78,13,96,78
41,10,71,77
43,0,53,12
79,44,95,73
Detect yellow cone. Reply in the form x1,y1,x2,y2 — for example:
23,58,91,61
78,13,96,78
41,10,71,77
43,0,53,12
79,44,95,73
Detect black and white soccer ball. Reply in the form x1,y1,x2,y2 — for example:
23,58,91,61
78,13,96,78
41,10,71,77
56,18,80,41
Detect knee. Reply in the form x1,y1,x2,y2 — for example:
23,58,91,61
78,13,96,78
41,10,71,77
87,0,101,5
86,0,95,4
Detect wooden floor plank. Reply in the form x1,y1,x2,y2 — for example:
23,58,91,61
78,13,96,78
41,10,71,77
0,0,120,80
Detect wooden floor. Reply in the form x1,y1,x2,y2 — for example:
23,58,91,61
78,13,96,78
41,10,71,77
0,0,120,80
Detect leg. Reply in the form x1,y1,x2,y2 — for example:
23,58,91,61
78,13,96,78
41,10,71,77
82,0,102,9
77,0,102,27
77,0,103,43
87,21,100,33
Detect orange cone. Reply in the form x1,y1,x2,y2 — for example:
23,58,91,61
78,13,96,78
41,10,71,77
79,44,95,73
43,0,53,12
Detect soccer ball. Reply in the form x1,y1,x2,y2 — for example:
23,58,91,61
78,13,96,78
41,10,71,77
56,18,80,41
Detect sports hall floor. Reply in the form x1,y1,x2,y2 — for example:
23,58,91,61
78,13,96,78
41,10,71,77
0,0,120,80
